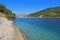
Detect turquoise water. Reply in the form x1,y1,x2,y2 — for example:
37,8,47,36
13,18,60,40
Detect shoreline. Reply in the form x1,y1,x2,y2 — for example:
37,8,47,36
12,23,28,40
16,17,60,18
0,17,27,40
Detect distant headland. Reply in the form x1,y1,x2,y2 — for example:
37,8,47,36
25,6,60,18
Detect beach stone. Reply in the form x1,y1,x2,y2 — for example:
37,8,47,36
0,17,26,40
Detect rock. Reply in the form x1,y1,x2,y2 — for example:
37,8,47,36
0,17,27,40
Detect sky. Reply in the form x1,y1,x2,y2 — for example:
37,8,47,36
0,0,60,14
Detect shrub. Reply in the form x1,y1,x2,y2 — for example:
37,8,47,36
0,3,16,20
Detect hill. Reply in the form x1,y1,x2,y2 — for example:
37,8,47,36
0,4,16,20
26,6,60,17
0,4,27,40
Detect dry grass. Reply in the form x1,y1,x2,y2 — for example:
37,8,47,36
0,12,6,17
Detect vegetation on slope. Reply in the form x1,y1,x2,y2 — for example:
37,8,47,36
0,4,16,20
26,6,60,17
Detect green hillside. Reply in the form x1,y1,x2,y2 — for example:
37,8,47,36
0,4,16,20
26,6,60,17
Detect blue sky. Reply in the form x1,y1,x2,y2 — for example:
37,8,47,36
0,0,60,14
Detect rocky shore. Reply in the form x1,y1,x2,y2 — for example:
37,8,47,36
0,17,27,40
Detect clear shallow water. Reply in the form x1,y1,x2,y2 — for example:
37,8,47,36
13,18,60,40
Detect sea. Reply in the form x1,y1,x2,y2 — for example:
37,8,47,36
13,18,60,40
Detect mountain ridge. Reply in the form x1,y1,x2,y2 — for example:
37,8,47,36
26,6,60,17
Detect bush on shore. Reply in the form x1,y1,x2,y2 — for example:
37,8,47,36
0,3,16,20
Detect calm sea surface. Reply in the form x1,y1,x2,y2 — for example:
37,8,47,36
13,18,60,40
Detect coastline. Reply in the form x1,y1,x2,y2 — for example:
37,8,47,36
11,23,28,40
21,17,60,18
0,17,27,40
